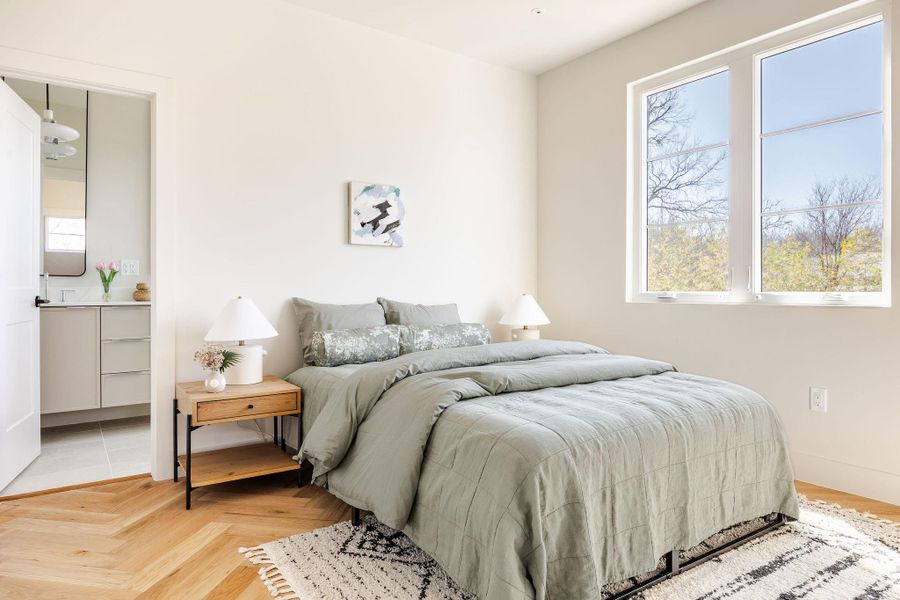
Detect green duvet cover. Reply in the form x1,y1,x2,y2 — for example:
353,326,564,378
299,340,798,600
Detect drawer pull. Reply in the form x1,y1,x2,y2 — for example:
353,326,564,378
247,404,254,409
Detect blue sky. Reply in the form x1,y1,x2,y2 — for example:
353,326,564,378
649,21,883,213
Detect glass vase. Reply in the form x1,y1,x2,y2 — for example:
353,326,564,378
204,370,227,393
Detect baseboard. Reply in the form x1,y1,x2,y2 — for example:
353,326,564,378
0,473,148,502
792,451,900,505
41,403,151,428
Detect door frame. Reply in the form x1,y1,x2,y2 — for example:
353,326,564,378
0,46,176,481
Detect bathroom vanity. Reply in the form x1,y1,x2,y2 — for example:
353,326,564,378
40,302,151,414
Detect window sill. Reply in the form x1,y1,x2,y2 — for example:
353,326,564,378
628,292,890,308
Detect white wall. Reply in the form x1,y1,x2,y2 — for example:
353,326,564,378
538,0,900,504
0,0,536,450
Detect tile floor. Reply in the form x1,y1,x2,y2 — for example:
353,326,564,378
0,415,150,497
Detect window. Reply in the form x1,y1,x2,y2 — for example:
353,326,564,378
646,71,730,292
46,217,86,252
630,6,888,305
760,22,883,293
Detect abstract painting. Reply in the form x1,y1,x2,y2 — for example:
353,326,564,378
349,181,405,247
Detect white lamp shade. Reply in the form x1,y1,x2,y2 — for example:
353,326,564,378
41,142,77,160
499,294,550,327
41,118,80,143
205,297,278,342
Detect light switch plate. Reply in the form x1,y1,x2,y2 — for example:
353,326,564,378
120,259,139,276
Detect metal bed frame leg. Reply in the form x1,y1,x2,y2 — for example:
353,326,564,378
351,507,361,526
666,550,680,576
606,513,787,600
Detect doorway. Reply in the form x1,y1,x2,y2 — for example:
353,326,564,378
0,77,152,497
0,47,177,495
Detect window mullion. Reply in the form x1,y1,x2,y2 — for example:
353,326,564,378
728,57,754,298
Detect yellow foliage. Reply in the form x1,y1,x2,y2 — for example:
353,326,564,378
649,226,882,293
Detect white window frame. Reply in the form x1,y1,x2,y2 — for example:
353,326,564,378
627,2,891,307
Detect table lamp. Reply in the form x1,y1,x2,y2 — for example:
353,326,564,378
205,296,278,385
499,293,550,341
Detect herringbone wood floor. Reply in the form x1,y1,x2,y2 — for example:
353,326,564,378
0,476,895,599
0,473,351,599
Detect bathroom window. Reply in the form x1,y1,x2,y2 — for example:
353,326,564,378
45,217,86,252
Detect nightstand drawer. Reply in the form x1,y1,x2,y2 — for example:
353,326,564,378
195,392,297,423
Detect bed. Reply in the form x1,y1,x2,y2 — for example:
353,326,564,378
289,339,799,600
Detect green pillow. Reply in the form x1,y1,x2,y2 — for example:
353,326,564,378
292,298,386,365
377,297,461,326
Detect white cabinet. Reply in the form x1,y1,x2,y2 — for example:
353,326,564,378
40,307,100,414
100,306,150,339
40,305,151,414
101,339,151,374
101,371,151,407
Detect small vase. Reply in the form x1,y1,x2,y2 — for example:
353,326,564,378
204,370,226,393
102,290,112,302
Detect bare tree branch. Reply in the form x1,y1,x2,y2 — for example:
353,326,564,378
796,177,879,288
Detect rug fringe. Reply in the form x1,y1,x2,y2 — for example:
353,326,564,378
799,494,899,529
238,546,301,599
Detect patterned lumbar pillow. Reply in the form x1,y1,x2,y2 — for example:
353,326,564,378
309,325,401,367
399,323,491,355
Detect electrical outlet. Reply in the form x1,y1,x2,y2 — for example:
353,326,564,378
809,387,828,413
120,259,139,276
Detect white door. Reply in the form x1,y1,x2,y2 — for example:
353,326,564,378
0,80,41,492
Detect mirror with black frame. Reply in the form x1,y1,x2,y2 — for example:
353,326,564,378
6,78,88,276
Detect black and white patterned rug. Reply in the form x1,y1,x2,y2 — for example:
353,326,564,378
240,498,899,600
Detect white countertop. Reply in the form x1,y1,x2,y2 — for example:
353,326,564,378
40,301,151,307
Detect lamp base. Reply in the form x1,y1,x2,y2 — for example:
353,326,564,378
511,328,540,341
225,344,266,385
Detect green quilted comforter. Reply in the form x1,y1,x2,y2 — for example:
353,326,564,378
299,340,798,600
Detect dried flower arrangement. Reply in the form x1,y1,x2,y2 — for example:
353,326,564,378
193,343,241,374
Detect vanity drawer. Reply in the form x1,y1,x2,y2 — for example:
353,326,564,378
101,371,150,407
101,306,150,340
101,339,150,374
196,392,298,423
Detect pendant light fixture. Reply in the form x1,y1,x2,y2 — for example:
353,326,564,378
41,83,79,160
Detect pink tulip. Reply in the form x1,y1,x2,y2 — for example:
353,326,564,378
96,261,106,271
109,262,120,272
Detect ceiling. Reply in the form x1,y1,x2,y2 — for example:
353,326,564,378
284,0,707,74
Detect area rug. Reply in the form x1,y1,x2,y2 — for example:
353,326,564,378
240,497,899,600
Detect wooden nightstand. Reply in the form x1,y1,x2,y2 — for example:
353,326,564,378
173,376,302,509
